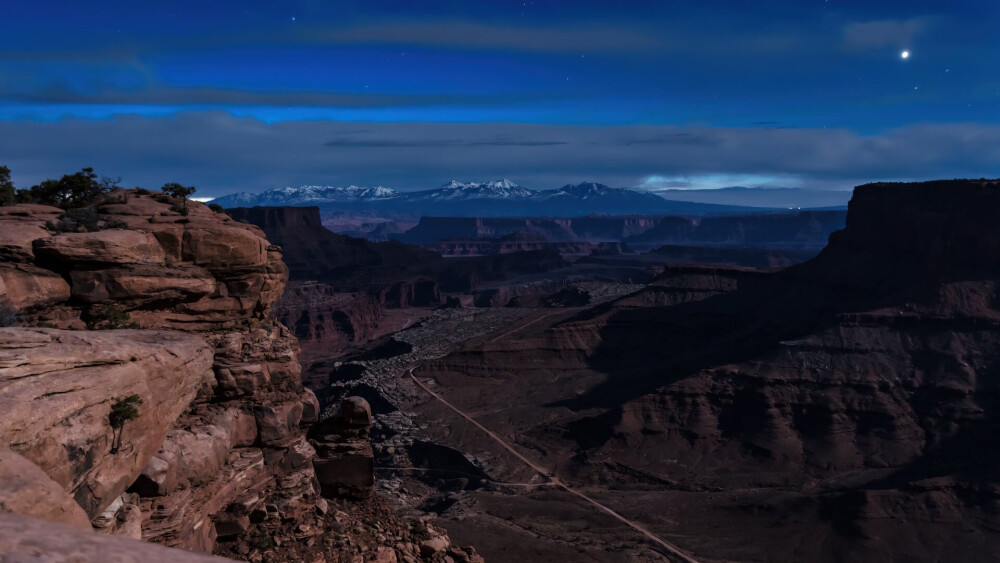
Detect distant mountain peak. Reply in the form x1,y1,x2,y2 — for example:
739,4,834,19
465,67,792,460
443,178,520,190
211,179,757,217
210,184,398,206
430,179,534,200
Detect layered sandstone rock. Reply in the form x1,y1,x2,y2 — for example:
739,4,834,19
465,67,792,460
0,328,213,517
0,191,325,555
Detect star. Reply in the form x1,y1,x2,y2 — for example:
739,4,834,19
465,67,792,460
291,16,296,22
900,50,910,60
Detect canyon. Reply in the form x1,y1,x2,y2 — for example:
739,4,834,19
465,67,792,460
298,180,1000,561
0,191,481,562
1,179,998,562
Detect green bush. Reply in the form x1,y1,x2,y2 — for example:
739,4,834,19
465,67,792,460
208,203,225,213
252,534,276,551
26,167,107,209
47,207,100,233
101,219,130,230
88,304,138,330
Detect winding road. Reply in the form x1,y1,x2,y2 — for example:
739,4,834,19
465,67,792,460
407,367,700,563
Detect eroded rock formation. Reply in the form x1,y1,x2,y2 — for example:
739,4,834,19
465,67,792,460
0,191,320,554
0,189,480,562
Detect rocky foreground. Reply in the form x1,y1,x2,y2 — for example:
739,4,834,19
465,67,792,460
0,190,480,562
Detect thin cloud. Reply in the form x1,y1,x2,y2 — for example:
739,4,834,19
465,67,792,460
0,82,566,109
1,112,997,196
843,18,930,51
325,134,567,148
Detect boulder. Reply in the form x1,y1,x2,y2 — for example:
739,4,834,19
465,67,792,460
300,388,321,425
0,328,213,517
0,222,50,262
341,396,373,427
0,513,229,562
0,448,91,529
420,536,451,558
0,264,72,310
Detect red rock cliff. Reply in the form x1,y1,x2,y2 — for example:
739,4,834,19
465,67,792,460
0,190,322,553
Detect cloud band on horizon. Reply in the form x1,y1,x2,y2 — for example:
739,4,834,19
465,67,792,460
0,111,996,197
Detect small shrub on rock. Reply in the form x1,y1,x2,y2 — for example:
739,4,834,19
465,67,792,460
100,219,130,230
88,304,138,330
48,207,100,233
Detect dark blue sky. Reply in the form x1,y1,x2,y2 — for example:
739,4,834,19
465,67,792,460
1,0,997,196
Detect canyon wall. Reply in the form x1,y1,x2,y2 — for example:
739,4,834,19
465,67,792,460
624,209,846,250
397,215,664,244
414,180,1000,561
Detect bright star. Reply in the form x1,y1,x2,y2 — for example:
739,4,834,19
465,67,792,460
901,50,910,60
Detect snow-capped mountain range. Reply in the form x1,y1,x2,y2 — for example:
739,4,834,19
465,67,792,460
420,179,535,200
211,179,754,218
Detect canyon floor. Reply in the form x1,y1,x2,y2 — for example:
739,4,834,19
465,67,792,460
303,288,727,562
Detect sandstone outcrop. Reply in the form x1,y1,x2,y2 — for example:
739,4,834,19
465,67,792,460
0,328,213,517
0,448,91,529
0,189,482,561
0,191,325,556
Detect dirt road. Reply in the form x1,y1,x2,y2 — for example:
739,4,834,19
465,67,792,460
407,367,700,563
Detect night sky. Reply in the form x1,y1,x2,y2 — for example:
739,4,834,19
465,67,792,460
1,0,997,198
